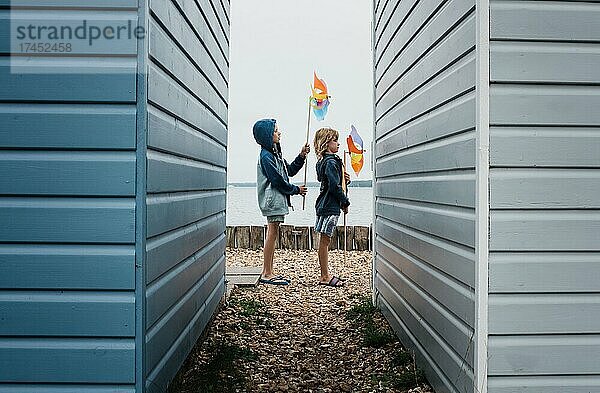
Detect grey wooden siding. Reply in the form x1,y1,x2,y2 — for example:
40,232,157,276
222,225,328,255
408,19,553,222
144,0,229,390
0,0,137,391
373,0,476,391
488,1,600,392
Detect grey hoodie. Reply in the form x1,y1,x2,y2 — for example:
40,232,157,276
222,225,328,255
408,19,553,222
253,119,305,217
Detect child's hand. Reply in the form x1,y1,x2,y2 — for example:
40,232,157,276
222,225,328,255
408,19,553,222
298,185,308,196
300,143,310,157
344,171,351,184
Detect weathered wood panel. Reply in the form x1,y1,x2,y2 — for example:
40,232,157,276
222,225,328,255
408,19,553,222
249,226,264,250
234,226,250,249
295,226,310,250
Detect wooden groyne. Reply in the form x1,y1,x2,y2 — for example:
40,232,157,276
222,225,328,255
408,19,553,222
226,225,372,251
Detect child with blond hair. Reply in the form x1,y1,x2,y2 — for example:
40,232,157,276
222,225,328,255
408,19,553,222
313,127,350,287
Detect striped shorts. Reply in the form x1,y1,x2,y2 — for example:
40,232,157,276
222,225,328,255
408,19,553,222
314,215,339,238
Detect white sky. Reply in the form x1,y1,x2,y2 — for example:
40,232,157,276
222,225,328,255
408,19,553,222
227,0,374,183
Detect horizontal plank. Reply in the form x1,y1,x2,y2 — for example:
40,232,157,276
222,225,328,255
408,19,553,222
1,10,138,55
377,199,475,247
377,238,475,326
488,375,600,393
377,254,474,366
488,335,600,375
145,277,223,392
376,91,474,150
490,127,600,167
377,217,475,287
148,106,226,166
146,212,225,283
209,0,229,42
149,19,227,119
489,293,600,334
377,132,475,175
375,0,419,66
147,190,225,237
146,236,225,328
0,244,134,289
376,0,472,83
149,0,227,87
374,0,404,48
377,10,475,113
376,55,475,139
378,297,464,393
491,0,600,42
377,171,476,208
171,0,228,63
376,276,474,392
145,259,224,375
490,210,600,251
489,252,600,293
377,48,474,121
0,57,136,103
491,41,600,83
0,197,135,243
490,168,600,208
490,84,600,126
0,104,136,149
0,338,135,383
0,151,135,196
0,291,134,336
147,150,226,193
148,64,227,145
0,0,137,7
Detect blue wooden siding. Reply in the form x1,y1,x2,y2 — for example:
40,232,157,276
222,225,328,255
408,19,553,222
0,0,137,390
488,1,600,391
144,0,229,390
373,0,476,391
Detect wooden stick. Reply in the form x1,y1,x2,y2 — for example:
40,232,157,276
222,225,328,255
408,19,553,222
302,96,311,210
342,151,348,265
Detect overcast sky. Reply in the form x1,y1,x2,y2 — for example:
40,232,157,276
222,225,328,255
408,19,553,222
227,0,374,183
